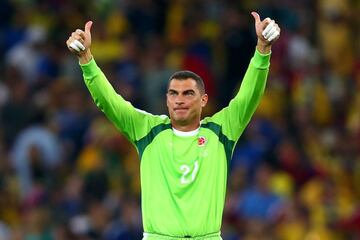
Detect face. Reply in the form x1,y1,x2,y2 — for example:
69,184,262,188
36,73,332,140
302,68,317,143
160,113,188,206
167,78,208,128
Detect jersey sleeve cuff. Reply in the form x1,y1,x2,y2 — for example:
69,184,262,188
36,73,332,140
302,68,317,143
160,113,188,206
80,58,101,79
251,49,271,69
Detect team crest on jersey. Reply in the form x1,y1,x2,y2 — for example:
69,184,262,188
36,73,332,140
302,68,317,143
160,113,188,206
198,136,207,147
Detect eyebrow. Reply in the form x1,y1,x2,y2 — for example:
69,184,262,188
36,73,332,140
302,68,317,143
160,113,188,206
167,89,196,94
183,89,195,94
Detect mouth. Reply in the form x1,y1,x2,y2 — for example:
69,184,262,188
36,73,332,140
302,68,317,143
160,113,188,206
174,108,188,112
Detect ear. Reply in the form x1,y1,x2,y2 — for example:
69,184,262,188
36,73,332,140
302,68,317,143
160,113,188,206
201,94,208,107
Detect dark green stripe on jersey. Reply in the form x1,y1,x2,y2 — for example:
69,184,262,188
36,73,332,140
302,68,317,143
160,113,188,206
135,123,172,158
201,122,235,167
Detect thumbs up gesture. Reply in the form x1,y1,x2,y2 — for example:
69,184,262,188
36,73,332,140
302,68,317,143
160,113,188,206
251,12,280,53
66,21,93,63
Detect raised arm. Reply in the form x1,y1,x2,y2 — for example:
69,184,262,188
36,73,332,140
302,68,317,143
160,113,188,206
208,12,280,142
65,22,163,144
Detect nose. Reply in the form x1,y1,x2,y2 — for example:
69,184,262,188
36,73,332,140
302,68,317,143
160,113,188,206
175,95,185,105
175,100,184,106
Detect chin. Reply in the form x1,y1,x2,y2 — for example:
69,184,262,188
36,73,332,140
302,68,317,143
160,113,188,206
173,112,187,119
172,115,188,124
174,117,187,123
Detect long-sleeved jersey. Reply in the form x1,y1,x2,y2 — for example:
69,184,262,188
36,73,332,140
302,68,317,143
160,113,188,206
80,49,270,239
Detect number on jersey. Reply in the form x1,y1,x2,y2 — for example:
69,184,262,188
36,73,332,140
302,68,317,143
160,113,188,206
180,161,199,184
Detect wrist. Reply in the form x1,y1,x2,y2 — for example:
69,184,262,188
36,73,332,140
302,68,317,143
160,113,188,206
256,40,271,54
78,49,93,64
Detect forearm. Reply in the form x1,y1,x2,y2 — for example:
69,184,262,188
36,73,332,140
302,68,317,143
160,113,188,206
80,58,127,125
232,49,270,123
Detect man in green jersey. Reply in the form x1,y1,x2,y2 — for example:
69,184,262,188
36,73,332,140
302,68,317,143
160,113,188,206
66,11,280,240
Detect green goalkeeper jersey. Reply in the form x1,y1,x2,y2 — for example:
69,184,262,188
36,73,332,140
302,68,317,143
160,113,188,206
80,49,270,238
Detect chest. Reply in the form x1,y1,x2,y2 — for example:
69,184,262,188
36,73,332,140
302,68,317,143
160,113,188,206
144,131,225,176
140,130,229,194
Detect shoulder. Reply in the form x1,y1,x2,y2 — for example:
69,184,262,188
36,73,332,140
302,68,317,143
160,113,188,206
135,108,170,124
201,107,229,125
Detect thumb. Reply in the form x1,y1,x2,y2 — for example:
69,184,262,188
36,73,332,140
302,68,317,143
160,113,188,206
84,21,93,34
251,12,261,24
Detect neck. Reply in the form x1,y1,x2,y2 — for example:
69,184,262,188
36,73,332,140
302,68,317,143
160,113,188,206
171,121,200,132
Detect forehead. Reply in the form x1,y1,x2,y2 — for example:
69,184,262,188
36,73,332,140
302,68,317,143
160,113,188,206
168,78,198,91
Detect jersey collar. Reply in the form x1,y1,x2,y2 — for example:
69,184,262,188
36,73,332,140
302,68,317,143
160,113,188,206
172,127,200,137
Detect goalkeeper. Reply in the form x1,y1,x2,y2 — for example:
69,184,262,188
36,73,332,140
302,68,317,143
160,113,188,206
66,11,280,240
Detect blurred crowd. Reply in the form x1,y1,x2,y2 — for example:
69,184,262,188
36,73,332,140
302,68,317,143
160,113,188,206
0,0,359,239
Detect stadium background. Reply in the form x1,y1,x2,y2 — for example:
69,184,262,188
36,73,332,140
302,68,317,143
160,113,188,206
0,0,359,239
